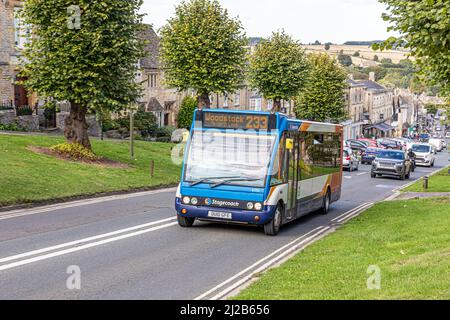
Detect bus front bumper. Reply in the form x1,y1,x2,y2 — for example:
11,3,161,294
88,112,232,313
175,198,276,226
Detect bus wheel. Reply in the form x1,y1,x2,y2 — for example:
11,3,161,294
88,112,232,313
264,205,282,236
177,215,195,228
320,190,331,215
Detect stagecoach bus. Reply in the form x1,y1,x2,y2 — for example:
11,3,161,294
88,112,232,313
175,109,344,236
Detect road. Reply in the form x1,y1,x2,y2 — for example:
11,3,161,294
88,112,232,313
0,149,448,300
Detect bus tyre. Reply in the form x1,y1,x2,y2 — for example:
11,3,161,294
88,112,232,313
320,190,331,215
264,205,282,236
177,215,195,228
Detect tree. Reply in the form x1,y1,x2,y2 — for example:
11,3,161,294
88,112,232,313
337,54,353,67
374,0,450,97
373,55,379,62
160,0,247,110
325,43,331,51
177,96,197,129
20,0,145,150
295,53,348,122
353,51,360,57
249,31,309,112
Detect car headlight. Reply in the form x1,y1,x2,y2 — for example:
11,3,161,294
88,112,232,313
191,197,198,205
247,202,254,210
254,203,262,211
183,196,191,205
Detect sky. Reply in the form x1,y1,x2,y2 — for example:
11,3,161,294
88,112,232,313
140,0,398,44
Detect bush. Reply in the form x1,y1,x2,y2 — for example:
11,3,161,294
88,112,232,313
177,96,197,129
337,54,352,67
16,106,33,116
0,123,26,132
155,126,176,138
50,143,99,161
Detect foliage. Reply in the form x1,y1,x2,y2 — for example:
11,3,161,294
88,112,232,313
0,123,26,132
353,51,360,57
19,0,146,147
177,96,197,129
249,31,309,110
324,43,331,51
102,111,158,137
373,54,379,62
375,0,450,97
160,0,247,108
295,53,348,123
50,143,99,161
15,106,34,116
337,53,352,67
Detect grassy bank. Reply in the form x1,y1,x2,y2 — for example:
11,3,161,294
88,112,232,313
404,167,450,193
0,134,181,206
234,198,450,300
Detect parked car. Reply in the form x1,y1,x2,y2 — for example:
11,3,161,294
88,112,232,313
343,148,359,171
446,132,450,139
411,144,435,167
371,150,413,180
361,147,381,165
379,139,403,150
429,138,444,152
420,133,430,143
345,140,367,155
356,138,378,148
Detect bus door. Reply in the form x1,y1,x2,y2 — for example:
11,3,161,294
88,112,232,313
287,133,300,220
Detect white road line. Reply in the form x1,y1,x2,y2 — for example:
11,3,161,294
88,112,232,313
0,187,177,221
344,176,352,180
331,203,370,222
209,227,332,300
357,172,368,176
194,226,326,301
0,217,177,266
337,203,374,223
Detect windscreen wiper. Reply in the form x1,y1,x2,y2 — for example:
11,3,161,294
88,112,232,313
189,176,240,186
210,178,260,188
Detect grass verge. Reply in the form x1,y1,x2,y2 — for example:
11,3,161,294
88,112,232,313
404,167,450,193
234,198,450,300
0,134,181,207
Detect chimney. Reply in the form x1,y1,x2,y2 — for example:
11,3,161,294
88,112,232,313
369,72,375,82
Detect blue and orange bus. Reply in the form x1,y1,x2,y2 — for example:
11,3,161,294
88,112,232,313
175,109,344,236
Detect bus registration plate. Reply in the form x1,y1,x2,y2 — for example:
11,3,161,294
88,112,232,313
208,211,233,220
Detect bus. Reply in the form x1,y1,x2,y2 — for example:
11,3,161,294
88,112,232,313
175,109,344,236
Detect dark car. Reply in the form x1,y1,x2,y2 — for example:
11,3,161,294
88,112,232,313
345,139,368,155
371,150,412,180
361,148,381,165
379,139,403,150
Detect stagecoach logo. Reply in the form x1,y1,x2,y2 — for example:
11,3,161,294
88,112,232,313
204,198,240,208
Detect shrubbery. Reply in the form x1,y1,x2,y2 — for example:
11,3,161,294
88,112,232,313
50,143,99,161
177,96,197,130
0,123,26,132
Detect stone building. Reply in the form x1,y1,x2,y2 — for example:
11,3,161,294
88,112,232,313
0,0,37,107
342,78,366,139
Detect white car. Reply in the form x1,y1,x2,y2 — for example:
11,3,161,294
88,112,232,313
429,138,444,152
343,148,359,172
411,144,435,167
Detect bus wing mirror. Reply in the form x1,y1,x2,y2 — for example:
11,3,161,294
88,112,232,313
286,139,294,150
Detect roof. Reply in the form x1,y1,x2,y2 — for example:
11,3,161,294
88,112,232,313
139,24,160,70
358,80,387,91
366,122,396,132
147,97,164,112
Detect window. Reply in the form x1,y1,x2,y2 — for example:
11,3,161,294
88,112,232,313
250,98,262,111
267,99,273,111
14,7,29,49
234,91,240,106
223,94,229,108
148,74,157,88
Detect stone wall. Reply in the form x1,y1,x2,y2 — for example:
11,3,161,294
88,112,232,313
56,112,101,137
0,110,40,131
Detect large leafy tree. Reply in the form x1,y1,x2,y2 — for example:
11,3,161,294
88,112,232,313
20,0,145,149
249,31,309,112
295,53,348,122
160,0,247,109
374,0,450,97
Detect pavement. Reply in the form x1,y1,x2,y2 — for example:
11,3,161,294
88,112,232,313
0,147,448,300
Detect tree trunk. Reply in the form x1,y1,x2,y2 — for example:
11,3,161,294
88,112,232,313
273,98,282,113
64,102,92,150
197,93,211,110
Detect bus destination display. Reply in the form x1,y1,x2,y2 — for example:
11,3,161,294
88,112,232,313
202,112,271,130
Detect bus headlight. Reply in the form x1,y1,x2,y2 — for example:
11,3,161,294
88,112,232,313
247,202,254,210
191,197,198,205
254,203,262,211
183,197,191,205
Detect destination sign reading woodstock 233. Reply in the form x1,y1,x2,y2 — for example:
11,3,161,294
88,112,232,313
203,112,271,130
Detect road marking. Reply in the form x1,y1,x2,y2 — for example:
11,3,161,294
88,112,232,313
331,203,372,222
194,226,328,301
0,188,177,221
357,172,368,176
344,176,352,180
337,203,374,223
0,217,177,270
206,227,332,301
376,184,395,189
